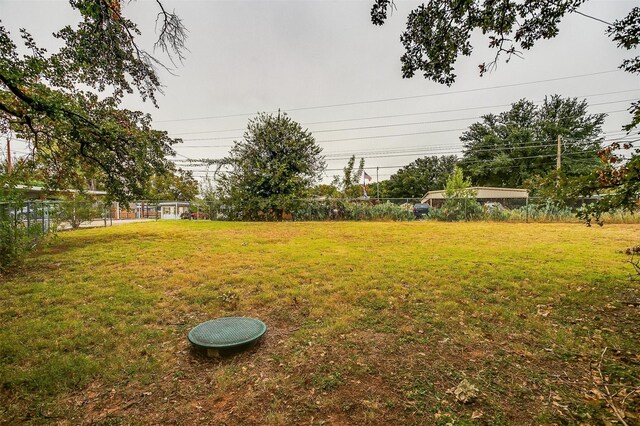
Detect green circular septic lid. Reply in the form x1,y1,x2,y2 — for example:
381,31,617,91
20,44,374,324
188,317,267,349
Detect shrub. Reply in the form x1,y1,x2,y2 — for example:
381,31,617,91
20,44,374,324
518,200,575,222
431,167,483,221
348,201,414,221
292,200,414,221
483,203,510,221
0,203,49,273
56,197,101,229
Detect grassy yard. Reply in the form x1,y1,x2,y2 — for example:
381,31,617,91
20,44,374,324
1,221,639,425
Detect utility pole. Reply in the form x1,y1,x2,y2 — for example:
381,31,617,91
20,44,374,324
556,134,562,171
556,134,562,188
376,166,379,200
6,137,11,174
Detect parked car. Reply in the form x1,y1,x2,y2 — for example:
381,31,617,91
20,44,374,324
180,211,209,220
483,202,506,211
413,203,431,218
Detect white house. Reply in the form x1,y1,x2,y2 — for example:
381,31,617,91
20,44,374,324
158,201,190,220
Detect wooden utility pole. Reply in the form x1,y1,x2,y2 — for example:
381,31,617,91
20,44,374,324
6,137,11,174
555,134,562,188
556,134,561,171
376,166,380,200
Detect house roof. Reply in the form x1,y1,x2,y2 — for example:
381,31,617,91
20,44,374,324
157,201,190,206
15,185,107,198
422,187,529,201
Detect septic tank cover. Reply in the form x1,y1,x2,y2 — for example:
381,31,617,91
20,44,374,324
188,317,267,349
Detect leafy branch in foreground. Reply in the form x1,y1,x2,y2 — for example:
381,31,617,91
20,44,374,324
624,245,640,276
576,138,640,226
371,0,587,84
0,0,187,203
370,2,639,131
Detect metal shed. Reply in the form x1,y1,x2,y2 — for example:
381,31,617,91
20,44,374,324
422,187,529,204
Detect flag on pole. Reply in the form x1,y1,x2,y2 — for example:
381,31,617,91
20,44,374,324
362,171,371,199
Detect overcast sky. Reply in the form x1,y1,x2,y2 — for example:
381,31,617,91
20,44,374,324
3,0,640,183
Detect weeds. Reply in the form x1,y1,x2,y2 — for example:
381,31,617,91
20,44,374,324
291,200,415,221
218,290,240,310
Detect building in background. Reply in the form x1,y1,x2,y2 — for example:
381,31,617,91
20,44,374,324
158,201,190,220
422,187,529,208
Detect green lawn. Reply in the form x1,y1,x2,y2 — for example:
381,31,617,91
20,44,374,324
1,221,639,425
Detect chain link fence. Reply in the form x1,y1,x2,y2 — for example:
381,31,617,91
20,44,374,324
186,196,638,223
2,196,636,228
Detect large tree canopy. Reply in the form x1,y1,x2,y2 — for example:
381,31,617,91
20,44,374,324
0,0,187,203
460,96,604,187
384,155,457,198
215,112,326,221
144,168,199,202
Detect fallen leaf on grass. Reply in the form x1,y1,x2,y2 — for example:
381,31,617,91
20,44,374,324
471,410,483,419
447,379,479,404
536,304,552,317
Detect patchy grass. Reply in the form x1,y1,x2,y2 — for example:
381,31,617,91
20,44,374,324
1,221,639,425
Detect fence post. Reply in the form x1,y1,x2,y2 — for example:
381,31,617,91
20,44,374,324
464,198,467,221
525,197,529,223
13,205,17,243
26,202,31,228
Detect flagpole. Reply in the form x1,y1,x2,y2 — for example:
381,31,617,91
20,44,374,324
363,171,366,199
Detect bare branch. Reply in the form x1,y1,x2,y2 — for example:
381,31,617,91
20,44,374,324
153,0,188,66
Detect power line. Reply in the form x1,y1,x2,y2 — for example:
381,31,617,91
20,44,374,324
177,136,638,176
574,10,613,26
171,137,636,176
308,104,633,135
176,103,631,139
177,127,469,145
156,69,621,123
328,153,603,171
167,93,640,136
181,145,627,173
304,92,639,125
323,144,579,159
185,152,605,175
172,134,635,165
320,133,635,157
174,118,631,149
175,108,631,145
